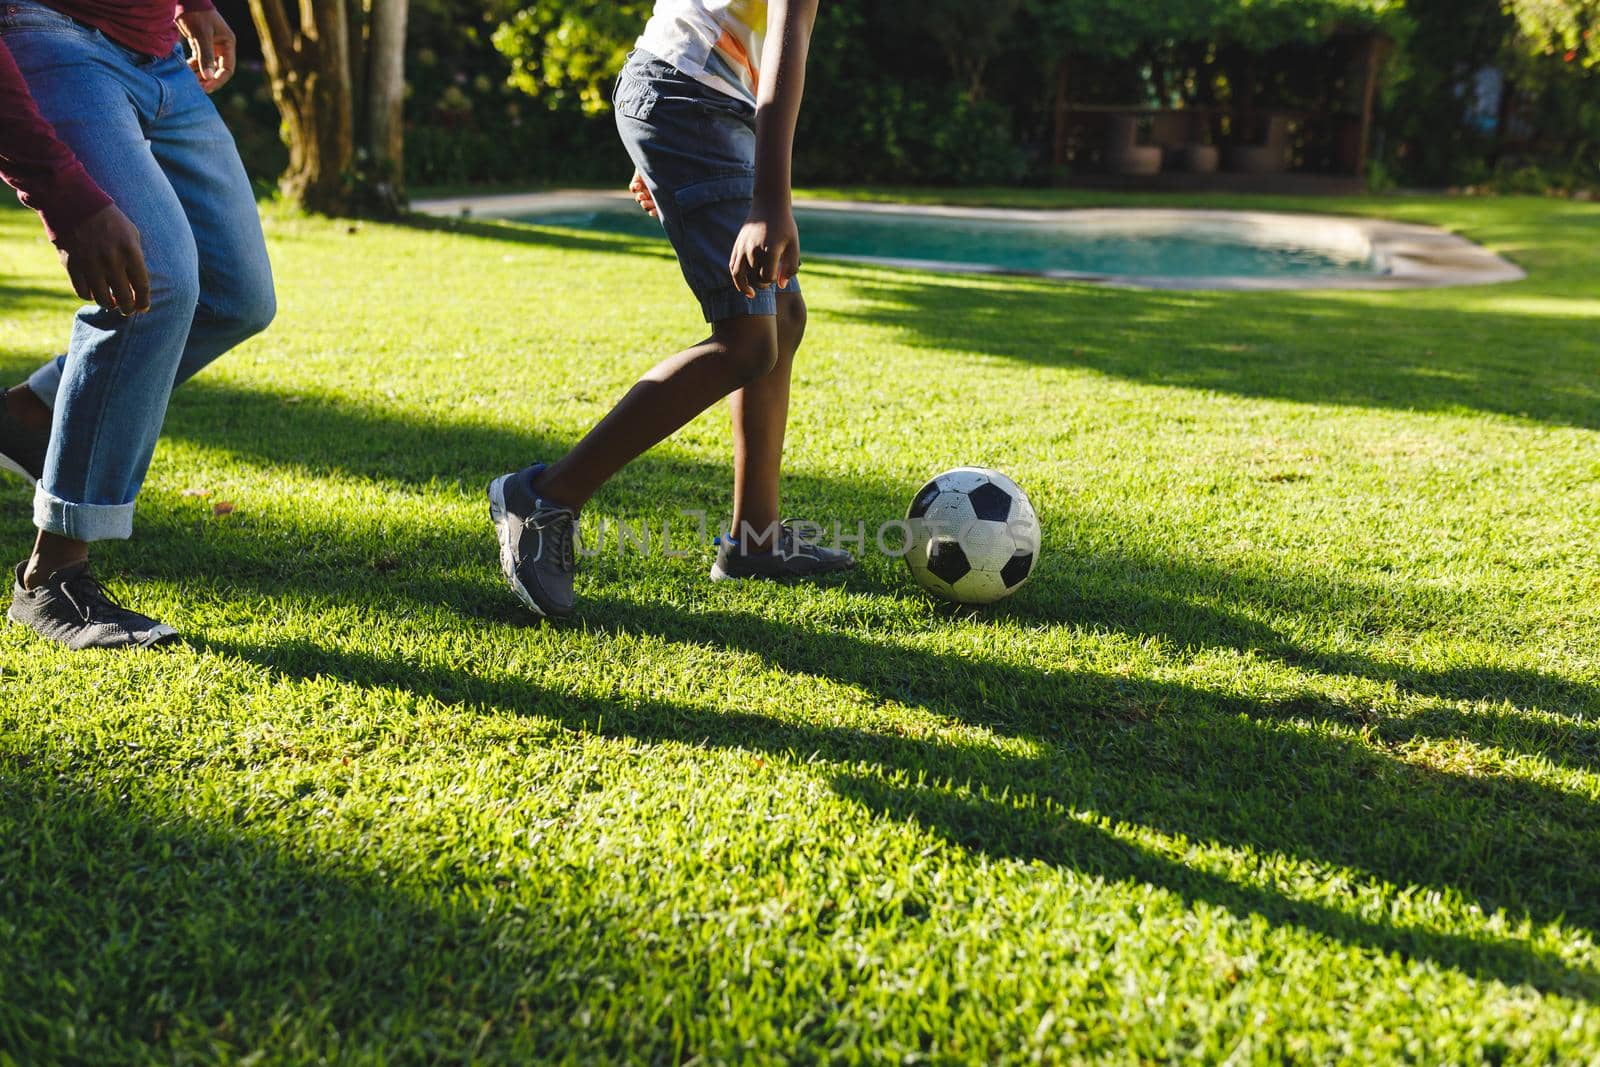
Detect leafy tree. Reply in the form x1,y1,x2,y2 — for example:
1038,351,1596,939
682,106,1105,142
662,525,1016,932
1379,0,1509,185
1025,0,1402,59
477,0,1588,191
1506,0,1599,67
920,0,1024,99
1213,0,1403,48
493,2,651,114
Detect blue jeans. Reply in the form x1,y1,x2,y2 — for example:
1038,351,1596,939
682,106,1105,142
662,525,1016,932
1,1,275,542
613,50,799,323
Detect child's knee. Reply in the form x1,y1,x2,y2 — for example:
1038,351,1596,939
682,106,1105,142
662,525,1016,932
730,337,780,383
777,294,807,351
712,317,780,383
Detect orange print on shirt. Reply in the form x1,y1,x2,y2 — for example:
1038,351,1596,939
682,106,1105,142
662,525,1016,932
716,29,759,93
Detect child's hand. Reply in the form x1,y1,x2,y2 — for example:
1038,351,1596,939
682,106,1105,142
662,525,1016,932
729,206,800,298
629,171,657,217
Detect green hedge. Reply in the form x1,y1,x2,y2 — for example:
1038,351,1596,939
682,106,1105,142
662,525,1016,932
216,0,1597,195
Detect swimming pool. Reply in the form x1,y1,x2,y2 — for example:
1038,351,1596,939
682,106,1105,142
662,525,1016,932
414,192,1526,291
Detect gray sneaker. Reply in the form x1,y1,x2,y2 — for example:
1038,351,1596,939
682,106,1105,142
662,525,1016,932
7,562,179,649
710,522,857,582
0,389,47,486
488,464,579,618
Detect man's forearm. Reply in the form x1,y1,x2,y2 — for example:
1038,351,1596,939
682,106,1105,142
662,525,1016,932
750,0,818,207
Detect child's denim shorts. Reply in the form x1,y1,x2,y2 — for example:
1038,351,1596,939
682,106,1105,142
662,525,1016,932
613,49,800,322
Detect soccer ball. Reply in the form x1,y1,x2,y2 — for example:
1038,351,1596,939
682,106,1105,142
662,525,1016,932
904,467,1040,605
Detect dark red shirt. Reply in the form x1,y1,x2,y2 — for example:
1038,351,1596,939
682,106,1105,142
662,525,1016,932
0,37,109,242
0,2,214,242
47,0,213,58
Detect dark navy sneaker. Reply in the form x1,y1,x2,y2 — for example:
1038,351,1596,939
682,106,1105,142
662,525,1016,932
710,522,857,582
7,562,179,649
0,389,47,486
488,464,579,618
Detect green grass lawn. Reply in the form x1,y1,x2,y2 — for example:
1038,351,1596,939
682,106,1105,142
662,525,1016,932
1,189,1598,1064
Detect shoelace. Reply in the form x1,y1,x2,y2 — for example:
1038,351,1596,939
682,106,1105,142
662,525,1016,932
533,506,578,572
58,570,115,624
773,522,821,561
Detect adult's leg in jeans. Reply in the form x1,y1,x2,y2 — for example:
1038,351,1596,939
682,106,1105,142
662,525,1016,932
21,47,273,411
149,47,275,386
8,32,202,579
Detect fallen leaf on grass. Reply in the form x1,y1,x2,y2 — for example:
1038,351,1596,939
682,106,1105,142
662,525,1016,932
212,502,235,516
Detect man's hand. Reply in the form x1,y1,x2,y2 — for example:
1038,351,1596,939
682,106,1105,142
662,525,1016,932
729,200,799,298
177,9,236,93
629,170,657,218
57,204,150,316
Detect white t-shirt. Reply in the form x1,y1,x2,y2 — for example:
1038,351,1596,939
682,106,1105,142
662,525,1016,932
637,0,767,106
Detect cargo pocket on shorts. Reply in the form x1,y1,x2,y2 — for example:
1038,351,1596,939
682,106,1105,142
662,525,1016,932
673,173,755,215
613,76,658,121
667,173,757,295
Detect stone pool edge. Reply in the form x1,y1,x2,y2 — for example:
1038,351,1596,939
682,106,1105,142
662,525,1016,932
411,190,1527,293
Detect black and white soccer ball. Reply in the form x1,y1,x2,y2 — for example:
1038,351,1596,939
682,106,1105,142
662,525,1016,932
904,467,1041,605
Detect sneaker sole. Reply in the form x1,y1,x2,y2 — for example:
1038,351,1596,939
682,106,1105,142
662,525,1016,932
0,452,38,488
488,475,545,617
708,558,857,582
5,603,180,649
137,624,181,649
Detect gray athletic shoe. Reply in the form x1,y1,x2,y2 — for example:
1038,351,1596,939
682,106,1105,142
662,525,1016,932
0,389,47,486
7,562,179,650
710,522,857,582
488,464,579,618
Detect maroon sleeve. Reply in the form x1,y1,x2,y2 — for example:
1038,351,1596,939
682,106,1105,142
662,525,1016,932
0,36,111,244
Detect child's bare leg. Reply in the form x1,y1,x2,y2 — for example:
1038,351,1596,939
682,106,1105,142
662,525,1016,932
533,314,780,509
729,292,805,549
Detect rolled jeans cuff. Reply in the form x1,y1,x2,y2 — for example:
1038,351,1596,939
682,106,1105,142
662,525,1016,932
33,485,135,541
26,355,65,409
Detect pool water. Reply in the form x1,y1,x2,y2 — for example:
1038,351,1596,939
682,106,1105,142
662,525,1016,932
511,201,1386,282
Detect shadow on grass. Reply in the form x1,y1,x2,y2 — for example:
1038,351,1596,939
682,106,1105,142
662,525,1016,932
0,280,68,314
3,202,1599,1017
186,623,1600,1003
997,563,1600,753
133,477,1596,955
76,381,1600,996
393,212,679,266
118,375,1600,746
3,361,1593,767
813,267,1600,430
0,762,584,1057
76,495,1594,997
383,210,1600,430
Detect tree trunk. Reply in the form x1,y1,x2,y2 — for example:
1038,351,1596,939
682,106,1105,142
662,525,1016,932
1051,59,1071,170
249,0,355,214
247,0,407,217
365,0,409,214
1352,34,1391,177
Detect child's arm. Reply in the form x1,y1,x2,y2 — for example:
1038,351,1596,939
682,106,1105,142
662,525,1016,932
728,0,819,299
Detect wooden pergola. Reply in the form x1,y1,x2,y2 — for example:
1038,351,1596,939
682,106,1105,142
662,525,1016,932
1051,29,1392,185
